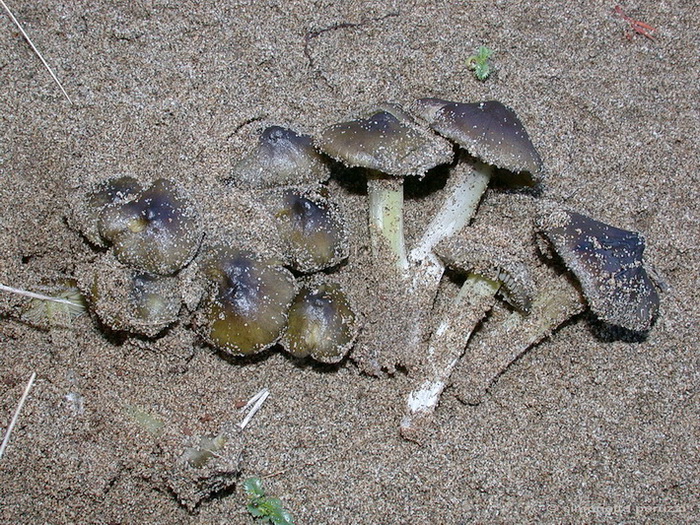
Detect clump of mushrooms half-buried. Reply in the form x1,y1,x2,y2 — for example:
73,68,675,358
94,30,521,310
66,124,357,363
49,99,662,440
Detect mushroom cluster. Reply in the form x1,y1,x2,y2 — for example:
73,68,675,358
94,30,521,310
66,98,661,436
70,125,357,363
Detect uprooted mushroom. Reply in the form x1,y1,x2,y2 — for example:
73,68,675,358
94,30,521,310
402,194,662,439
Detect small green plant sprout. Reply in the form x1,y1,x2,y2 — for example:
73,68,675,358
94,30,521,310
466,45,493,81
243,477,295,525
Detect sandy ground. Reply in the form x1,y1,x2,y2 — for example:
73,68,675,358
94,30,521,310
1,1,699,523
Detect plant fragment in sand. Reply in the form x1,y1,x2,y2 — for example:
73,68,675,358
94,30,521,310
538,206,660,331
0,0,72,103
244,476,296,525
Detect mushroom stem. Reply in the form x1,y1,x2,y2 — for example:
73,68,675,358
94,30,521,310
400,272,499,440
454,276,585,406
367,173,409,272
410,158,492,269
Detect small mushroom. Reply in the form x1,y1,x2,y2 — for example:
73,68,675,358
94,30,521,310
271,190,348,273
98,179,202,275
282,282,358,364
317,104,453,270
537,206,660,332
199,247,297,356
227,125,330,189
410,99,543,269
80,255,182,337
73,175,143,247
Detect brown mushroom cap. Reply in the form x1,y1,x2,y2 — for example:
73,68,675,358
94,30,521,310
414,98,543,178
229,126,330,189
316,104,453,177
538,207,660,332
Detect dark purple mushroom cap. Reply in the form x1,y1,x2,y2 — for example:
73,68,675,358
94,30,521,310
538,208,659,331
316,104,453,177
229,126,329,189
98,179,202,275
414,98,543,178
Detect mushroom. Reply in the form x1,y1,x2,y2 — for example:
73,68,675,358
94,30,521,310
316,104,453,270
199,246,297,356
282,281,358,364
410,98,543,273
400,196,538,439
446,199,659,404
97,178,202,275
227,125,330,190
537,205,660,332
271,190,348,273
78,254,183,337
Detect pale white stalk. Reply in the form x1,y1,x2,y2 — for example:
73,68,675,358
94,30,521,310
409,161,492,271
401,274,499,439
367,175,409,272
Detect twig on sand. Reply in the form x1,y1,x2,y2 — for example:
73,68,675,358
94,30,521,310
237,388,270,431
0,372,37,460
0,0,72,103
0,283,85,312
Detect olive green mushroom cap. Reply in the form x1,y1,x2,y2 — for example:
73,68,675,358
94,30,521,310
200,247,298,356
282,282,358,364
271,190,349,273
229,126,330,189
414,98,543,178
316,104,453,177
537,206,660,332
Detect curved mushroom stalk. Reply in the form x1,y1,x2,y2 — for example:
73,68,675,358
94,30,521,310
451,265,585,406
408,158,491,292
400,201,537,439
401,272,499,441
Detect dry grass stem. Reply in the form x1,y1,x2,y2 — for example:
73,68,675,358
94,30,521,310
0,372,37,460
237,388,270,430
0,0,73,103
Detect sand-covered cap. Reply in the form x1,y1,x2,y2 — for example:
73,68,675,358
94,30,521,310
229,126,330,189
316,104,453,177
538,206,660,331
435,221,536,313
414,98,543,178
